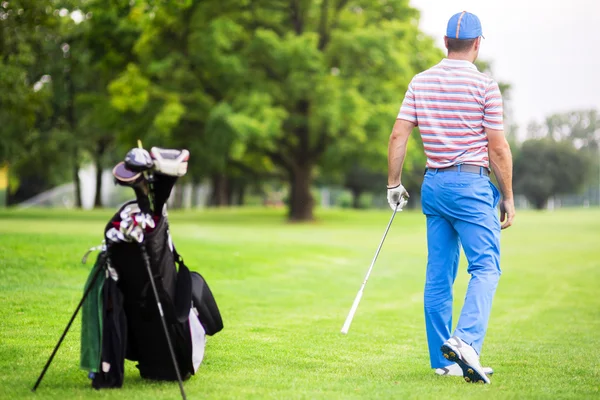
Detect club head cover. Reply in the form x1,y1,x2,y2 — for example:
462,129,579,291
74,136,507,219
124,148,154,172
112,162,143,187
151,147,189,177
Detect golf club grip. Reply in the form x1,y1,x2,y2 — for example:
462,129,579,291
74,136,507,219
341,288,363,334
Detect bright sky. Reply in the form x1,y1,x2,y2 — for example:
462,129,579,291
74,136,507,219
409,0,600,135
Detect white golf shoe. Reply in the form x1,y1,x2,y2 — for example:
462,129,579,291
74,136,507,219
435,363,493,377
440,336,491,384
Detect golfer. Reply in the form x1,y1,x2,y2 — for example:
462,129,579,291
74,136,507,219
386,11,514,384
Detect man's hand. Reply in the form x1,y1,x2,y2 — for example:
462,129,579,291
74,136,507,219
499,198,515,229
387,184,409,212
486,127,515,230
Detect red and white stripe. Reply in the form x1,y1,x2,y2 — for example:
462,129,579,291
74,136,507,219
397,58,504,169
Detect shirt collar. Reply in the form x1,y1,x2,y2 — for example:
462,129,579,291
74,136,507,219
439,58,478,70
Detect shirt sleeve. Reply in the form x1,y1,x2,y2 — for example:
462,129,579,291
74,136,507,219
397,82,418,125
483,80,504,130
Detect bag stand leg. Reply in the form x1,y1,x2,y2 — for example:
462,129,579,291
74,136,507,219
139,243,187,400
32,263,105,392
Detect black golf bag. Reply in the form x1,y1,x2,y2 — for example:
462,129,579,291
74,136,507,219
79,169,223,389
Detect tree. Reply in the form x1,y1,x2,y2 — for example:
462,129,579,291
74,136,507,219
35,8,90,208
514,139,590,209
545,109,599,145
0,0,56,162
526,121,546,140
107,0,284,208
73,0,143,208
0,0,60,203
242,0,441,220
544,109,600,205
1,1,144,207
106,0,443,218
0,1,94,205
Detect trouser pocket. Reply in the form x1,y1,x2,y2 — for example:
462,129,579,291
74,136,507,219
489,181,500,208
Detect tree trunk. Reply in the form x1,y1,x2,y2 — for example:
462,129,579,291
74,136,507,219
4,167,11,206
237,183,246,206
94,154,103,208
226,179,235,206
209,173,228,207
73,153,82,209
191,179,202,208
351,188,361,209
172,184,184,209
532,197,547,210
66,49,81,209
288,163,314,221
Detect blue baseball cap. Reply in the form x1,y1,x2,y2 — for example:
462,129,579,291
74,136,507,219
446,11,484,39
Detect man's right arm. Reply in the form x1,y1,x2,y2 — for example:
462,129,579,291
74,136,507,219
486,128,515,229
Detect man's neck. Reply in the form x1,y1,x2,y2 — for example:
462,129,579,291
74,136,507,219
447,53,475,63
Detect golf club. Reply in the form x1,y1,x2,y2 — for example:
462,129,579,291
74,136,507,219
340,202,400,334
112,161,153,215
139,242,187,400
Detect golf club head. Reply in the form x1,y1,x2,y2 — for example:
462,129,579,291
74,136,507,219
124,148,154,173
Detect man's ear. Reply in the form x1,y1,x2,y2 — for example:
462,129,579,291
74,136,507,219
473,36,481,52
444,36,449,50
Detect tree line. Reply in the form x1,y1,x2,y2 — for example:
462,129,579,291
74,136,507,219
1,1,597,218
1,0,446,220
513,109,599,209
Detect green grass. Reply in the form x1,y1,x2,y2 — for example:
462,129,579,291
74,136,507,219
0,206,599,399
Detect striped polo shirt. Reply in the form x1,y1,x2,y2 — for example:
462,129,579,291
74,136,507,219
397,58,504,169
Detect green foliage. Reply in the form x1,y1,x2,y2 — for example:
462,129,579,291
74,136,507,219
544,109,600,181
522,109,600,201
514,139,590,209
358,192,374,209
545,109,599,146
0,0,61,163
238,0,442,218
108,63,150,113
336,190,353,208
1,0,443,213
153,97,186,136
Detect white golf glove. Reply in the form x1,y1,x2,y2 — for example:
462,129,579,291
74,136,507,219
387,184,409,212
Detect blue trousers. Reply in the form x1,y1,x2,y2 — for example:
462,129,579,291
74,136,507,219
420,168,501,368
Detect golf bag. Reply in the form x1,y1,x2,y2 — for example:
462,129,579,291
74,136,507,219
79,151,223,389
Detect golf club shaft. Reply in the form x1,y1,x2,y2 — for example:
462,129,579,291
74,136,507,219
139,244,187,400
341,204,399,334
133,184,152,215
32,261,105,391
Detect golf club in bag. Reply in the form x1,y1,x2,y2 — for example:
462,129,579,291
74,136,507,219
32,146,224,399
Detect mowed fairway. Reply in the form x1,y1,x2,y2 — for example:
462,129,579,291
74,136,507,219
0,207,598,400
